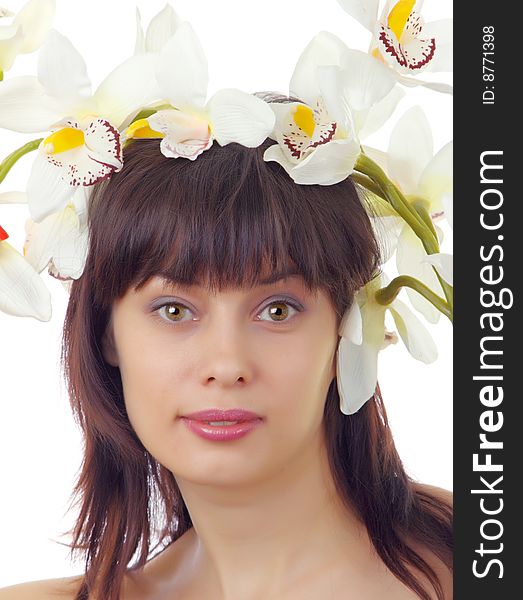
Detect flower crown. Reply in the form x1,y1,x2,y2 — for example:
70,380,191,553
0,0,453,415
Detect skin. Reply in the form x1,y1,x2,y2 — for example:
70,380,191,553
99,271,428,600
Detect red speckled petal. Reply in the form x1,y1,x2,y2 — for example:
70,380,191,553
46,119,123,187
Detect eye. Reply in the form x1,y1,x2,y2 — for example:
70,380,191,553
155,301,194,324
257,297,302,323
152,296,302,326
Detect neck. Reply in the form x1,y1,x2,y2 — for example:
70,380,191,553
172,429,374,600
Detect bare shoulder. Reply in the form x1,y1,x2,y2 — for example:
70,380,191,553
0,575,83,600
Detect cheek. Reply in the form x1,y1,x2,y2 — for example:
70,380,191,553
262,330,336,421
116,329,187,438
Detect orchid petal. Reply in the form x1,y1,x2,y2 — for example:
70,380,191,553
207,88,275,147
361,145,388,170
294,138,361,184
336,0,379,32
266,101,302,141
71,186,90,223
24,205,88,279
396,224,442,323
37,30,91,103
336,298,386,414
442,192,453,229
81,118,123,170
0,192,27,204
315,65,354,134
396,74,453,94
422,252,453,285
145,3,182,53
0,240,51,321
160,136,213,160
13,0,55,53
361,296,388,346
338,49,396,113
148,108,208,139
156,21,208,111
93,52,160,128
421,19,453,72
417,141,453,214
48,140,121,188
289,31,352,106
273,97,338,164
371,214,403,262
0,75,63,132
26,151,74,222
0,23,23,71
264,138,360,185
389,298,438,363
358,85,404,139
147,108,212,160
336,335,379,414
339,300,363,344
134,7,145,54
388,105,433,194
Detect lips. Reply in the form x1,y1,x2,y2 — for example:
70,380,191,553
181,408,262,422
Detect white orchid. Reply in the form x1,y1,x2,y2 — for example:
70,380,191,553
422,252,452,285
0,29,160,222
0,190,25,203
336,272,437,414
126,19,275,160
337,0,452,93
365,106,452,323
263,31,403,185
23,202,89,282
0,0,55,74
134,3,181,54
0,223,51,320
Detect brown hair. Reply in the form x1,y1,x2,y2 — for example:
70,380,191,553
61,131,452,599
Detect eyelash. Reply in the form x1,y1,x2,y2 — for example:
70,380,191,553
153,296,302,326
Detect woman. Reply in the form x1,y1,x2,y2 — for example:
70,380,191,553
0,132,452,599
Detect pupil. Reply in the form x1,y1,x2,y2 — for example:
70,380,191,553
270,303,288,320
167,305,183,320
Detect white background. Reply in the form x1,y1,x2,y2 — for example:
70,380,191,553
0,0,452,586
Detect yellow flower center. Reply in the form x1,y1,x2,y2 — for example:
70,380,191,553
43,127,85,154
387,0,416,40
293,105,316,138
126,118,165,139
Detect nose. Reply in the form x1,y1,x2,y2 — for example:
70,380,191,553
198,313,254,388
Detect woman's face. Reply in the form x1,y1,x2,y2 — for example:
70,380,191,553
102,269,340,486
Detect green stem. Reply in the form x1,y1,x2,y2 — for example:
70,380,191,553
351,172,387,201
355,154,439,253
131,104,172,123
375,275,453,323
0,70,3,82
0,138,43,185
412,200,438,239
355,153,454,321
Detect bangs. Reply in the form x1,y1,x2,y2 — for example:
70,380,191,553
86,138,379,312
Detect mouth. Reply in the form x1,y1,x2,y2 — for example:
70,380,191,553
180,408,263,424
181,413,263,442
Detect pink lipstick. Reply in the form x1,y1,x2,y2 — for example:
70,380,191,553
180,408,263,441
